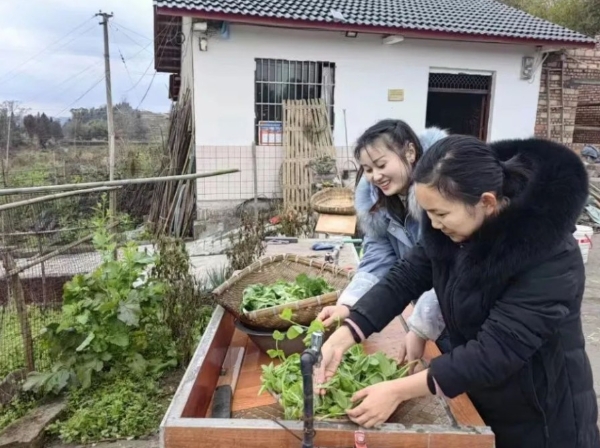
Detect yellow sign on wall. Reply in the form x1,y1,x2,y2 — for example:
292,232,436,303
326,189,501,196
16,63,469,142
388,89,405,101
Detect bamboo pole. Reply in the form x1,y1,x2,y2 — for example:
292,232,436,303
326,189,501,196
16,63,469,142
0,186,120,212
0,170,240,196
5,221,120,277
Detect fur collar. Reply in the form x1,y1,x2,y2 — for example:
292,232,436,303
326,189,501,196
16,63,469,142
421,138,588,291
355,127,448,237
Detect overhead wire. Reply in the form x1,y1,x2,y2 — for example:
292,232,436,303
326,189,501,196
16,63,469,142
53,76,106,117
135,17,178,107
111,21,153,42
24,28,159,115
111,23,152,54
0,17,97,84
23,60,105,105
109,23,139,104
125,23,171,94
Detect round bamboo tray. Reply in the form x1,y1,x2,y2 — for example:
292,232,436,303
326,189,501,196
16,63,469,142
212,254,354,330
310,187,355,215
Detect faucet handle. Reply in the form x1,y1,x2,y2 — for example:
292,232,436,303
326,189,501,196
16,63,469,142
311,331,324,352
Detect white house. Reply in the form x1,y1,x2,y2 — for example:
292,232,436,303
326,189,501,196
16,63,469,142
153,0,594,210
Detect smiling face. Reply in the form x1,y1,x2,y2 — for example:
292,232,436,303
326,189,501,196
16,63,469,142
358,138,416,196
415,183,500,242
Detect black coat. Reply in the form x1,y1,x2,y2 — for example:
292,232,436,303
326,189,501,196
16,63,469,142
348,138,600,448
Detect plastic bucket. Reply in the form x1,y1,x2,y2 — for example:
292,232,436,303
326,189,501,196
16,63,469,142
574,225,594,264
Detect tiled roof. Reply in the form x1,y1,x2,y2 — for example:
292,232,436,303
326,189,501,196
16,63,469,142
154,0,594,44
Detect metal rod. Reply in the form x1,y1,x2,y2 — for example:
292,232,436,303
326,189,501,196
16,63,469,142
5,221,120,277
0,170,239,196
0,186,119,212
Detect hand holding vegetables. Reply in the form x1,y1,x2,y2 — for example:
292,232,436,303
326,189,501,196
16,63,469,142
260,311,416,423
314,325,355,394
316,304,351,327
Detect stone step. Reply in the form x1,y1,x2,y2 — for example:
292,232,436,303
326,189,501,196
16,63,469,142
0,400,66,448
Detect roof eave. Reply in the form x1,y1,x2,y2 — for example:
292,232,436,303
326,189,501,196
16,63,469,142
155,6,596,49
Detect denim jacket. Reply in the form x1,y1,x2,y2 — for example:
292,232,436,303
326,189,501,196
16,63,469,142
338,127,447,340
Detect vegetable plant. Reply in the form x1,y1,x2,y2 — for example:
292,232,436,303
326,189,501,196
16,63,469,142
259,309,414,420
241,274,335,313
22,213,177,396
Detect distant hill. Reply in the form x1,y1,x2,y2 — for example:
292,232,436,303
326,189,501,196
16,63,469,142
62,102,170,143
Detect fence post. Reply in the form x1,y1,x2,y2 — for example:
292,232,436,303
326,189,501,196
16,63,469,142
2,252,35,373
251,142,259,223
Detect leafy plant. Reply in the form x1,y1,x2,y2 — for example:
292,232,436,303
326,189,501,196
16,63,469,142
308,155,336,175
47,374,165,444
226,211,268,271
151,237,224,366
22,211,177,395
241,274,334,313
259,310,414,420
0,393,39,431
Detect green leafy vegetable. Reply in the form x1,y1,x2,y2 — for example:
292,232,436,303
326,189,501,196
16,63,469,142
259,314,415,420
241,274,335,313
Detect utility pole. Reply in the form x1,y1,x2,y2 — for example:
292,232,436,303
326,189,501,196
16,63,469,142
96,11,117,256
5,101,14,165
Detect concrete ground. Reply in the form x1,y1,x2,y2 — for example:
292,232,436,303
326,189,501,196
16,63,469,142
46,235,600,447
581,234,600,420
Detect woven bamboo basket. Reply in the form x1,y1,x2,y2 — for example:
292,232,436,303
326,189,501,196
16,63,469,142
310,187,355,215
212,254,354,330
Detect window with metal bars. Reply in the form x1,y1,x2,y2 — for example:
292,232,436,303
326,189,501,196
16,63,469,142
254,58,336,145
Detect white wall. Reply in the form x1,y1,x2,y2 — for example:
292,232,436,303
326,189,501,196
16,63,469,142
179,17,195,93
191,24,542,204
192,25,542,146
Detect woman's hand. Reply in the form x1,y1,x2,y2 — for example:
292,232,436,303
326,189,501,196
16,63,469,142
314,326,355,394
397,330,427,374
346,370,432,428
317,305,351,328
346,381,405,428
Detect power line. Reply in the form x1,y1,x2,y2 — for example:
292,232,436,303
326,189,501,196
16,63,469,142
0,17,96,83
136,71,157,110
124,23,172,94
54,76,106,117
109,24,139,104
23,60,105,105
111,21,153,41
111,23,152,54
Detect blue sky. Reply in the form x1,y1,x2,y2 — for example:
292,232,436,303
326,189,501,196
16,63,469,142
0,0,171,118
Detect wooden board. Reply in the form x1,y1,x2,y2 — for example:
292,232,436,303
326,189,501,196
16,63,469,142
315,213,357,236
162,308,493,448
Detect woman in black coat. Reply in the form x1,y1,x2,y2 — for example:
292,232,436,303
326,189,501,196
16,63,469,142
316,135,600,448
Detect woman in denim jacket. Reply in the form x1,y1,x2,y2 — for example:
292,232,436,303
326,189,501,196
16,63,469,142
335,119,449,352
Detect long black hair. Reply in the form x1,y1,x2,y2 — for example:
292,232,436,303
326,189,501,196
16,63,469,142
354,119,424,223
413,135,532,207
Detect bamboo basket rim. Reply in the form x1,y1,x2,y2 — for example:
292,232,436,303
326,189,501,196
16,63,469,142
310,187,355,215
244,290,341,320
212,253,354,297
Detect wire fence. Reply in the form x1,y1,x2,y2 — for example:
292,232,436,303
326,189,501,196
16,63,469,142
0,188,139,382
191,144,358,254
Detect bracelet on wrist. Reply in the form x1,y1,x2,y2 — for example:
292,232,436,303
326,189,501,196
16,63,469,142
342,321,361,344
426,370,436,395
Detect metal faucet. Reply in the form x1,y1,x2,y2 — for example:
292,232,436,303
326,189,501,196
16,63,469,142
300,331,324,448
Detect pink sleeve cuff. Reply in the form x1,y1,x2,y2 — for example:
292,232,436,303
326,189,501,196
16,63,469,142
433,377,447,397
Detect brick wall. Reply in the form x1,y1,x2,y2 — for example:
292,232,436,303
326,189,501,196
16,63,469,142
535,37,600,153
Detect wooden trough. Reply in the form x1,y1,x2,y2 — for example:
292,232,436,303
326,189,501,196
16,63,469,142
160,304,495,448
